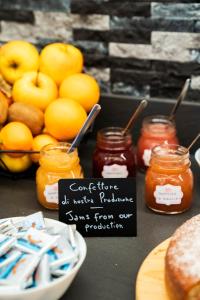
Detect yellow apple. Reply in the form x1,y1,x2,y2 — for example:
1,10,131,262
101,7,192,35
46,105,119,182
30,133,57,163
0,40,39,84
0,153,32,173
12,71,58,111
39,43,83,85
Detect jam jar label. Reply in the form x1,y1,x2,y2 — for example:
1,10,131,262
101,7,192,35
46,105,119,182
101,164,129,178
154,184,183,205
142,149,152,166
44,182,58,204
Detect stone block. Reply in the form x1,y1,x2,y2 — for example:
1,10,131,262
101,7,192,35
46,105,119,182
151,3,200,20
111,68,186,93
152,31,200,50
0,10,34,23
72,14,109,30
71,1,150,17
0,0,70,12
109,42,192,62
109,43,154,59
73,28,150,44
84,67,110,82
112,82,150,97
73,41,108,55
0,16,72,44
34,11,72,41
84,54,152,70
0,21,37,43
152,61,200,76
191,76,200,90
110,16,194,32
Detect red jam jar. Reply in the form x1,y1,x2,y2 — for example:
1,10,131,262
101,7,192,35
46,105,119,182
145,144,193,214
92,127,136,178
137,115,179,171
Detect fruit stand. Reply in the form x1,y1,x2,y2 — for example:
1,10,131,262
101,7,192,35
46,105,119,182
0,95,200,300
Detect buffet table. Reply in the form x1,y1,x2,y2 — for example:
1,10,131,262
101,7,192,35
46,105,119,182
0,96,200,300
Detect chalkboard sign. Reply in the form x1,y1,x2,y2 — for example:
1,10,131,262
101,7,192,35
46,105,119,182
58,178,136,237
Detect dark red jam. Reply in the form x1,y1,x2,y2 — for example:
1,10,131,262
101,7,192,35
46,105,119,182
92,127,136,178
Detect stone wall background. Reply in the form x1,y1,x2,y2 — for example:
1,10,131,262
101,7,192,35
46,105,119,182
0,0,200,102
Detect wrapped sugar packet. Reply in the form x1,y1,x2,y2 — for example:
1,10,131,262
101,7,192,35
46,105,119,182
0,220,17,236
13,212,45,231
0,253,40,289
49,233,78,271
34,254,50,287
0,254,22,280
68,226,77,250
0,250,22,269
15,227,58,255
51,260,78,277
0,234,16,256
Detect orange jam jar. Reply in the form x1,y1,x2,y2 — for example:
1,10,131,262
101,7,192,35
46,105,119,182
137,115,179,171
36,143,83,210
145,144,193,214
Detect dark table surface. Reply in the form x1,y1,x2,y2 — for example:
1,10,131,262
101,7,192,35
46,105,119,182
0,136,200,300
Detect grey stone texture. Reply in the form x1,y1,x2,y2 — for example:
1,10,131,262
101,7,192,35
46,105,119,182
0,0,70,12
152,3,200,20
0,0,200,101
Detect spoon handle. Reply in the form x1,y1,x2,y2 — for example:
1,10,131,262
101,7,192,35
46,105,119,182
169,78,191,121
187,133,200,151
123,99,148,135
68,104,101,153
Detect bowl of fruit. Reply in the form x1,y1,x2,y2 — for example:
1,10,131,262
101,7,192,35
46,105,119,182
0,40,100,176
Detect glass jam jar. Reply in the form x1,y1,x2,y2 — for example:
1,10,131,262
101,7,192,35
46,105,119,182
145,144,193,214
92,127,136,178
36,143,83,210
137,115,179,171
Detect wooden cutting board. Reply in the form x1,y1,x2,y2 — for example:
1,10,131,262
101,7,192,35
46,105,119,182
136,238,171,300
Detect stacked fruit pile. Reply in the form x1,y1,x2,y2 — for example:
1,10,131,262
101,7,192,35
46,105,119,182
0,41,100,173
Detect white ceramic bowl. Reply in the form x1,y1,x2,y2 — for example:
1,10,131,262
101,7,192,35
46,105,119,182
0,217,87,300
195,148,200,167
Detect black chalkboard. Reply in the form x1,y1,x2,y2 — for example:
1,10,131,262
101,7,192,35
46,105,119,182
58,178,136,237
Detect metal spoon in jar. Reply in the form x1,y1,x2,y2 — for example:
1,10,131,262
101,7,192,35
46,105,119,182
67,104,101,154
123,99,148,135
169,78,191,121
187,132,200,151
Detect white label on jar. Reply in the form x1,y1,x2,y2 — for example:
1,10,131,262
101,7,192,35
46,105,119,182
142,149,152,166
44,182,58,204
101,164,128,178
154,184,183,205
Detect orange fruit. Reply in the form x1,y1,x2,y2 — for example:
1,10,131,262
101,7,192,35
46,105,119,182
0,153,32,173
59,73,100,112
39,43,83,85
0,122,33,156
31,134,57,163
44,98,87,140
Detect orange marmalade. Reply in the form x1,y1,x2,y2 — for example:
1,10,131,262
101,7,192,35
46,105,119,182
145,144,193,214
36,143,83,210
